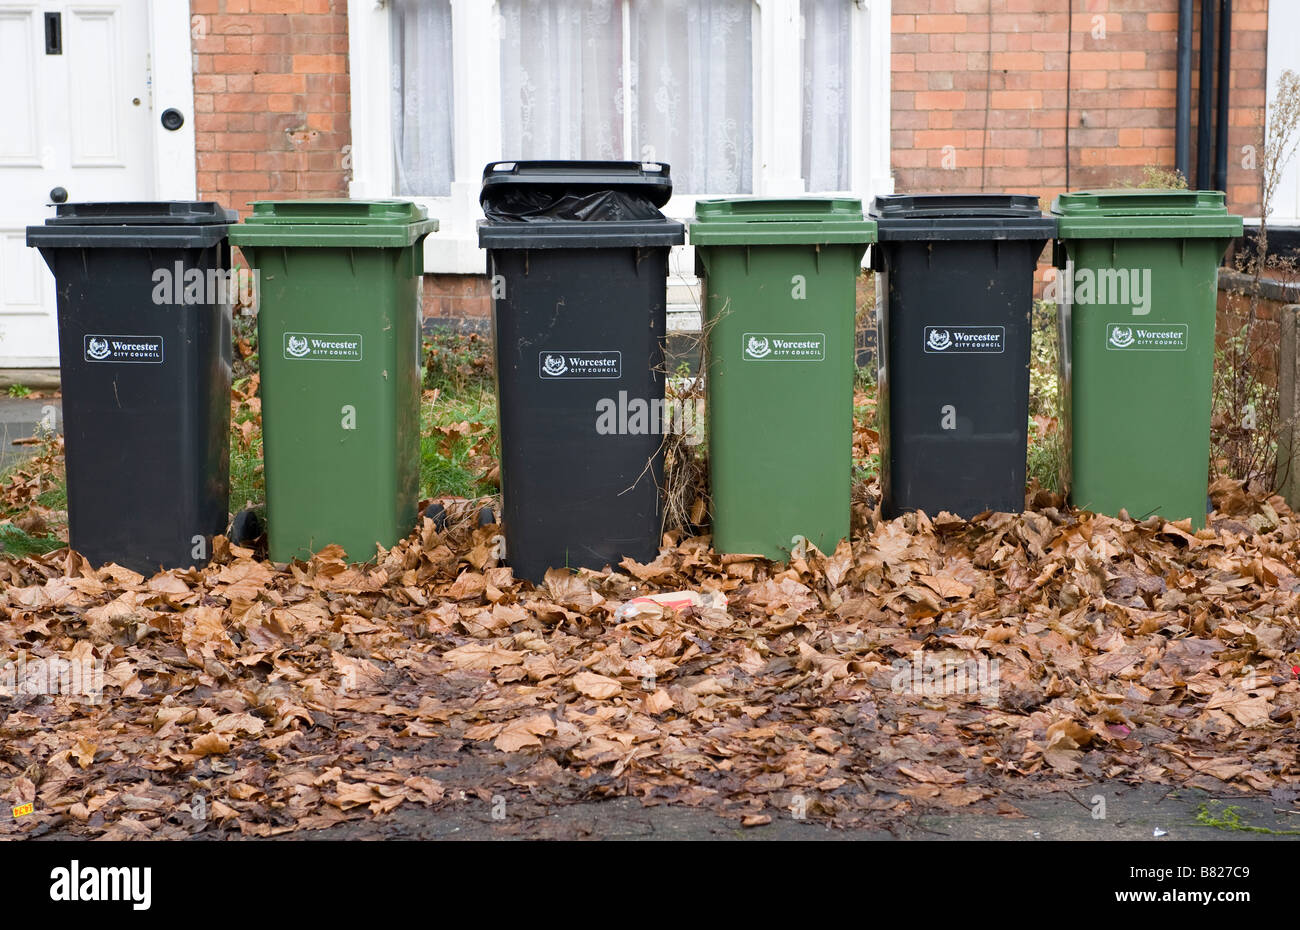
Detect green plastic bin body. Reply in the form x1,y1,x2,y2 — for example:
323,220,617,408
229,200,436,562
1052,190,1241,528
691,199,876,559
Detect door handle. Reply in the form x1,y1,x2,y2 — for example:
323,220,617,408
50,187,68,204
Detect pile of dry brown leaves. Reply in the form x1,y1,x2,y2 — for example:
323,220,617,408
1,472,1298,838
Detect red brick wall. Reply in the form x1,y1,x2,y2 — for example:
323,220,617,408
188,0,1271,319
891,0,1268,219
189,0,1269,221
423,275,492,322
190,0,351,218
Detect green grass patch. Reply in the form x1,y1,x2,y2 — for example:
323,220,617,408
421,383,498,501
851,374,879,480
229,426,264,513
1195,801,1300,835
1028,301,1061,421
229,374,265,513
419,329,499,501
232,312,260,382
423,329,494,395
1027,300,1066,493
1027,417,1066,494
35,481,66,513
0,432,69,555
852,456,880,486
0,522,64,558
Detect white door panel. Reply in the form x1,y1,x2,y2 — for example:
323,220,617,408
0,9,43,167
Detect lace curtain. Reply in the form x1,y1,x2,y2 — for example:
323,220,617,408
391,0,850,197
500,0,625,161
390,0,454,196
631,0,753,194
501,0,753,194
801,0,852,192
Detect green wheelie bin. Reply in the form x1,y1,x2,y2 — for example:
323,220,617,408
690,199,876,559
229,200,436,562
1051,190,1241,528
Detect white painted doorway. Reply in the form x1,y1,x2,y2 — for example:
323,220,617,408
0,0,197,368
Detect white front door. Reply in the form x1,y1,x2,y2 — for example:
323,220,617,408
0,1,156,367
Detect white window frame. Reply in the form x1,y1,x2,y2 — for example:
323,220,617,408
347,0,891,275
1265,1,1300,226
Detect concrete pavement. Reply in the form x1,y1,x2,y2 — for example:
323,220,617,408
0,396,61,472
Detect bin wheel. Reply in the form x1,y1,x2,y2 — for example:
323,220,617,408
423,502,449,532
477,505,497,527
229,508,263,547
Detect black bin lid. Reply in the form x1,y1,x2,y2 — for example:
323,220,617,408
871,192,1056,242
477,160,684,250
27,201,236,250
43,201,236,225
480,160,674,208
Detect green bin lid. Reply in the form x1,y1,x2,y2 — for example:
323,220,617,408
871,192,1055,242
689,198,876,246
1052,189,1243,239
228,199,437,248
26,201,235,249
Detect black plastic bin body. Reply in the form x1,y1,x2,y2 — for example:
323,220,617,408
478,161,685,582
870,194,1055,519
27,202,235,573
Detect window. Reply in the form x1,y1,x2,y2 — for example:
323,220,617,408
632,0,753,194
801,0,851,192
498,0,752,194
350,0,892,272
499,0,624,161
390,0,454,196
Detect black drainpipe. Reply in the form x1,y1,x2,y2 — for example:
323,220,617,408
1197,0,1216,190
1175,0,1193,181
1214,0,1232,192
